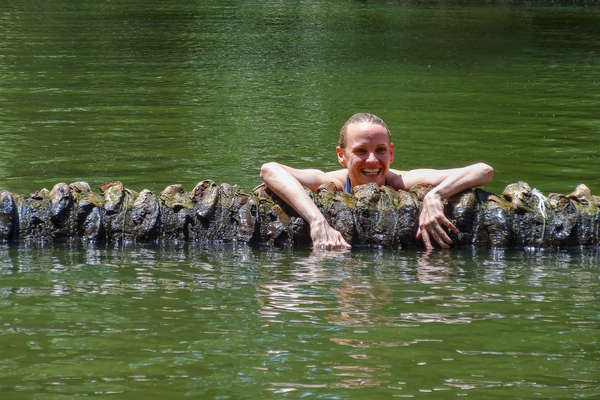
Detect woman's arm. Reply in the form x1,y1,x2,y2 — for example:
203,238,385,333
397,163,494,249
260,162,351,250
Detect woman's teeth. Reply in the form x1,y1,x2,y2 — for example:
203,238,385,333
361,169,380,175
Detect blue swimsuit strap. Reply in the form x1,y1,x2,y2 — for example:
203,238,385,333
344,176,352,194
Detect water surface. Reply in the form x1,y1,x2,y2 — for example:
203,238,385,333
0,1,599,398
1,1,599,195
1,244,599,398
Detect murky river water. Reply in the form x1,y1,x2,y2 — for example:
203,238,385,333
1,1,599,398
1,244,599,398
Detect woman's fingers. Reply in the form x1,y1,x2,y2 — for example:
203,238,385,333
418,218,456,249
312,224,351,251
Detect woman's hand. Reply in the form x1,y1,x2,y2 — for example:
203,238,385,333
416,191,458,249
310,217,352,251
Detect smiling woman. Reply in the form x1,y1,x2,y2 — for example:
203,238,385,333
1,3,600,398
261,113,494,250
336,118,393,188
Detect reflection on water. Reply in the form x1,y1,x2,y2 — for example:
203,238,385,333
2,0,600,396
0,243,598,397
1,2,600,195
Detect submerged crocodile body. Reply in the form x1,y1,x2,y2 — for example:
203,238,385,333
1,180,598,249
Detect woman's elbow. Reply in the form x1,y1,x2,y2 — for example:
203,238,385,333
260,162,280,182
475,162,494,184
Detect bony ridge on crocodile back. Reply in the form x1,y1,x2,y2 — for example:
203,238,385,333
1,179,598,249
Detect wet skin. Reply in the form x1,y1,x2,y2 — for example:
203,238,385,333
336,122,394,187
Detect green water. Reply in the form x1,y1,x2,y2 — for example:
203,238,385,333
1,1,599,398
1,1,599,195
0,244,599,398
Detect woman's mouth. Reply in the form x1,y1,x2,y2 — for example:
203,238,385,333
361,169,381,176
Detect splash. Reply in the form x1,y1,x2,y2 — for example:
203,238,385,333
531,188,547,241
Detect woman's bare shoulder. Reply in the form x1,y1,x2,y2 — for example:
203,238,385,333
323,169,347,191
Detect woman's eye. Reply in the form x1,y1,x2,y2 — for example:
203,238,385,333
355,149,367,155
